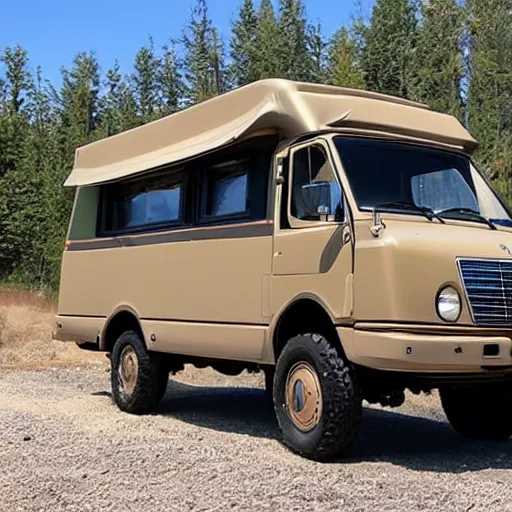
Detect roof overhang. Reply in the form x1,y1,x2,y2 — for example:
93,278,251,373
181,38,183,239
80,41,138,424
64,79,478,187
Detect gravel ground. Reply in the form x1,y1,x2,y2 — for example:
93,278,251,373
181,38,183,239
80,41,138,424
1,362,511,512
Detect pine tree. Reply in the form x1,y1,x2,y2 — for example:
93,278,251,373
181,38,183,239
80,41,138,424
410,0,464,118
0,46,33,278
278,0,313,81
253,0,283,79
327,28,365,89
210,28,226,95
0,45,31,176
230,0,258,87
467,0,512,158
158,42,183,114
99,61,123,137
361,0,418,97
466,0,512,204
307,22,327,83
59,51,100,151
133,38,159,120
183,0,223,104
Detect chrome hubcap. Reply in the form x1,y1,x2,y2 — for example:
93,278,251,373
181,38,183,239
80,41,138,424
285,362,323,432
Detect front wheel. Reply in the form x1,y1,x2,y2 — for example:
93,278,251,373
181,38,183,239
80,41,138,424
273,333,362,461
440,382,512,440
110,330,169,414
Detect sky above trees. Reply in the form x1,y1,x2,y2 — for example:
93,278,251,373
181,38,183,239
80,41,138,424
0,0,373,86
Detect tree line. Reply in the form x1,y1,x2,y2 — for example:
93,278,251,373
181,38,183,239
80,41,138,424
0,0,510,291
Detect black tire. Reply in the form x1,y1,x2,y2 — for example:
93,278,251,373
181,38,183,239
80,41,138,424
440,382,512,440
264,367,275,397
273,333,362,461
110,330,168,414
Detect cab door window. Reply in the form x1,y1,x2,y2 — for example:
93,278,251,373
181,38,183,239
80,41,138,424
290,144,343,223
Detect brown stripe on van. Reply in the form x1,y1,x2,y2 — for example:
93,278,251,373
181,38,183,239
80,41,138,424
66,220,274,251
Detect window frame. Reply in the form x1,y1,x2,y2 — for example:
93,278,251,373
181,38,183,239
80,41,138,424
96,166,188,237
197,158,252,225
287,138,346,229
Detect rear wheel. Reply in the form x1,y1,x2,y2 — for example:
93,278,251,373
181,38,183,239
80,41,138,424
111,330,168,414
273,333,362,461
440,382,512,440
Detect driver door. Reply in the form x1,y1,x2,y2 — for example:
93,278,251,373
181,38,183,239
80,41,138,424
271,138,354,320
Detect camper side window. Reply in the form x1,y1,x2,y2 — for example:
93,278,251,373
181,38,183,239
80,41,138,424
291,144,343,222
202,160,250,220
99,170,184,234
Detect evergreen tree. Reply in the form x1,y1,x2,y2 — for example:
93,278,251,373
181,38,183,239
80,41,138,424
361,0,418,97
210,28,227,95
0,45,31,176
230,0,258,87
307,22,327,83
118,82,140,131
133,38,159,120
59,51,100,151
99,61,123,137
158,42,183,114
327,28,365,89
278,0,313,81
409,0,464,118
467,0,512,158
466,0,512,203
253,0,283,79
183,0,223,104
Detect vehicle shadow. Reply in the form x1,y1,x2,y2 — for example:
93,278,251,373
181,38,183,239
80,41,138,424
98,381,512,472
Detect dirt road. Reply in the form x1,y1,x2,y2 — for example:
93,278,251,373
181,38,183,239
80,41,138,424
1,362,511,512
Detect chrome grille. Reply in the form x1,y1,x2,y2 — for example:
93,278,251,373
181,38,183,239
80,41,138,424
458,258,512,326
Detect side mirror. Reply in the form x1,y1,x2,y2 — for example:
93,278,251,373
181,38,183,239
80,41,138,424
296,181,343,221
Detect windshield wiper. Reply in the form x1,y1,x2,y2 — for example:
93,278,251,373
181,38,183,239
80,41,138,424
436,207,497,230
372,201,445,223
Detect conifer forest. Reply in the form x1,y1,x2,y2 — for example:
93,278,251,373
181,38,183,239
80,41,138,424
0,0,510,291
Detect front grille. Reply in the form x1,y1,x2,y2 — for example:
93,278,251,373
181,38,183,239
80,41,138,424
458,258,512,326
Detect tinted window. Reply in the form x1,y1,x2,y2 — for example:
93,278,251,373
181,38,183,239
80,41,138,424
101,171,183,233
334,136,478,213
291,145,343,221
411,168,478,212
204,161,249,217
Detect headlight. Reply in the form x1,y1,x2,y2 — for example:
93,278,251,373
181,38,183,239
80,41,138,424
436,286,461,322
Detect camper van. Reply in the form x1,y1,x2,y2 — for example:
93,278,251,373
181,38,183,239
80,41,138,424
54,78,512,461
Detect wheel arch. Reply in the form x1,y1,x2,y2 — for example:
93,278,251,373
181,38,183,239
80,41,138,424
271,294,345,361
100,305,144,352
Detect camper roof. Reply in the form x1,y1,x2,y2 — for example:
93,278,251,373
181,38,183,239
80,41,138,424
64,78,478,187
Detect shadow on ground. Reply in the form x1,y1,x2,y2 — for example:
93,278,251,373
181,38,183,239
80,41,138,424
95,381,512,472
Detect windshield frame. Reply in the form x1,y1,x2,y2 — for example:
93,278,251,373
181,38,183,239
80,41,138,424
329,134,512,226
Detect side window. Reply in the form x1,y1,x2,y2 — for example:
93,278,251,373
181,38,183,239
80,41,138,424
203,160,249,219
291,144,343,222
100,170,184,234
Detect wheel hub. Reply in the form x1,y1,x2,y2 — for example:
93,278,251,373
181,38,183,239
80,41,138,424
119,346,139,394
285,362,323,432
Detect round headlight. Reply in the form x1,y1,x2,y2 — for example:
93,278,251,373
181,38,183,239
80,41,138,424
436,286,461,322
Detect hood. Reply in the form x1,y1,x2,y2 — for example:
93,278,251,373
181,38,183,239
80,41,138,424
353,217,512,325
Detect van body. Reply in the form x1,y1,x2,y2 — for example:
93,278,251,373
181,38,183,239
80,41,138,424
54,79,512,460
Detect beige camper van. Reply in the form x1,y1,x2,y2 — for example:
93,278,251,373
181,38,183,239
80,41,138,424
54,78,512,460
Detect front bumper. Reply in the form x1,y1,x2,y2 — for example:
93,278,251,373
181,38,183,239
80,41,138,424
338,325,512,373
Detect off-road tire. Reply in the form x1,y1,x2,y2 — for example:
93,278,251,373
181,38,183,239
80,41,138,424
111,330,168,414
273,333,362,461
440,382,512,440
264,367,275,397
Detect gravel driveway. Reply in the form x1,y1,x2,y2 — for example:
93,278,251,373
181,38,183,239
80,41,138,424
1,363,511,511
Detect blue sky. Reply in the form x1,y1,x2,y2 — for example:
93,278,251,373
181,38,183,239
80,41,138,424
0,0,373,86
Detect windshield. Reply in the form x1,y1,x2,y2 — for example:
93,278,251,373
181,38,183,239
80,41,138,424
334,136,512,225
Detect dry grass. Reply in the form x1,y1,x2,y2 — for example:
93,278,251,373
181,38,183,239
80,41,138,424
0,288,103,369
